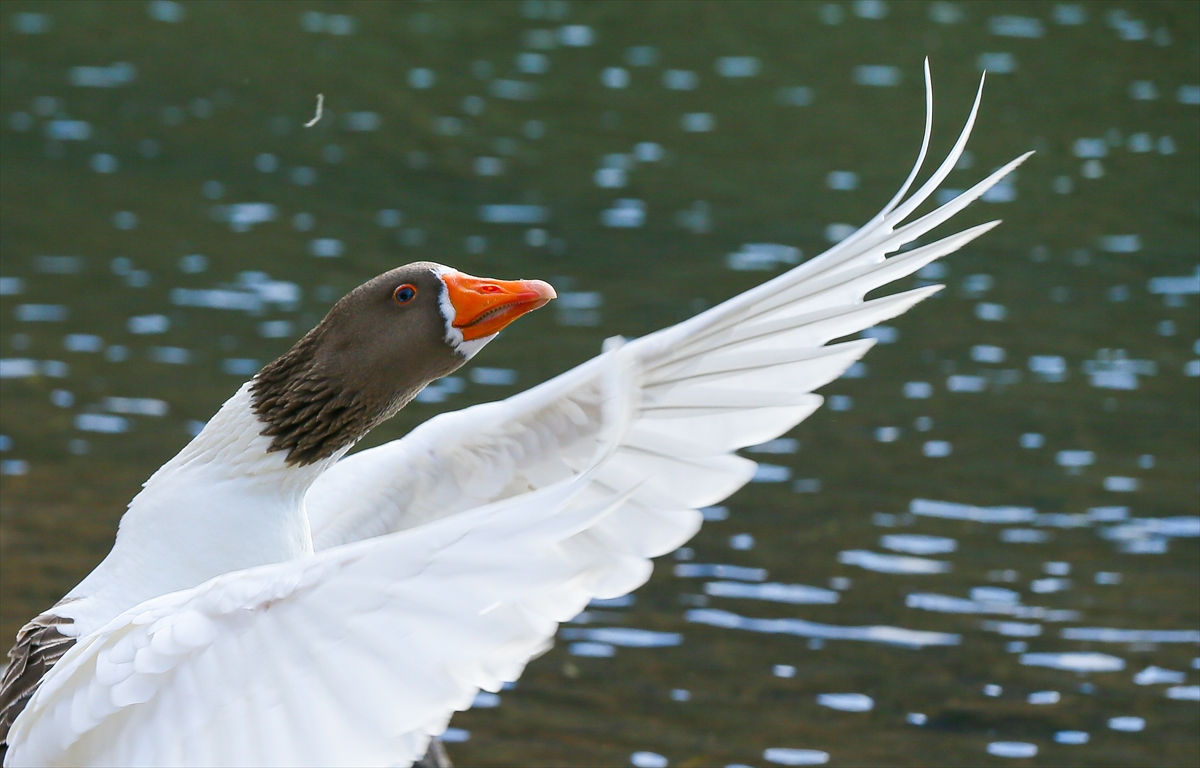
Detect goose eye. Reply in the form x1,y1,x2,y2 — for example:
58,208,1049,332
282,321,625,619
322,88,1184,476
393,284,417,304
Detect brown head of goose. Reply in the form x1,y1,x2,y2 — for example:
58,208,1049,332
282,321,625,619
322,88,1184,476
251,263,555,466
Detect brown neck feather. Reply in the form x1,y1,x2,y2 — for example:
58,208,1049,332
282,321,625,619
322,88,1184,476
250,327,403,466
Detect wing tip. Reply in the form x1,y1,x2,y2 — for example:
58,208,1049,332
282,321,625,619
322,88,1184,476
971,219,1003,235
910,282,946,300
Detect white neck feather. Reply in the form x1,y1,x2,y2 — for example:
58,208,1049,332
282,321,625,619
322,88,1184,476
62,383,339,633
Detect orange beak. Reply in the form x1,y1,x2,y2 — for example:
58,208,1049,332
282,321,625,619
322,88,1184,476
441,270,557,341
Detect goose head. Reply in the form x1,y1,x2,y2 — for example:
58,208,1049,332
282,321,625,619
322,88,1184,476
250,262,555,466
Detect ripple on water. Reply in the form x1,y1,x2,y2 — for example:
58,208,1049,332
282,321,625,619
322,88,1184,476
1027,690,1060,705
986,742,1038,758
981,620,1042,637
630,751,667,768
1133,665,1186,685
909,498,1036,524
1060,627,1200,643
704,581,839,605
816,693,874,712
1109,716,1146,732
1055,731,1089,745
1020,652,1125,672
837,550,951,574
762,748,830,766
878,534,957,555
560,628,682,648
674,563,767,581
906,592,1079,622
568,642,615,657
686,608,960,648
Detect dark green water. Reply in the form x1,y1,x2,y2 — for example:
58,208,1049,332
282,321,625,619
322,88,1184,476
1,2,1198,766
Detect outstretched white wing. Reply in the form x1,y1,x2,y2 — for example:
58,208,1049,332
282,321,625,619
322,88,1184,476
6,473,628,767
307,66,1031,558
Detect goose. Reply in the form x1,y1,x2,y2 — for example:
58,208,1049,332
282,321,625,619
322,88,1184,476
1,67,1029,767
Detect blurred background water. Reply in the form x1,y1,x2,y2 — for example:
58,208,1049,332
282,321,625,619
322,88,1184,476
1,1,1198,766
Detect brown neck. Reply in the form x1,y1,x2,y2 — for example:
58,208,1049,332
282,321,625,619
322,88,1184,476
250,327,409,466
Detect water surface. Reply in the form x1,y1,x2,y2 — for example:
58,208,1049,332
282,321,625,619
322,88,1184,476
1,2,1198,766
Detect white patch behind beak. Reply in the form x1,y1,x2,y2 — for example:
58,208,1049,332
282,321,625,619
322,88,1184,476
433,266,498,360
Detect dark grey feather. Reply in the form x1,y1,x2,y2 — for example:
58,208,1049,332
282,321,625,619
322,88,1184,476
414,737,453,768
0,608,77,751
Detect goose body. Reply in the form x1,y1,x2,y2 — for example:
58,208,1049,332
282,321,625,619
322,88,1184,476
1,69,1029,767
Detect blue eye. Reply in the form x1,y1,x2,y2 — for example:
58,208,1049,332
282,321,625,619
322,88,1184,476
393,284,417,304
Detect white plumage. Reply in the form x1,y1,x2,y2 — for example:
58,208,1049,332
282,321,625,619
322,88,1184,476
5,67,1028,767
